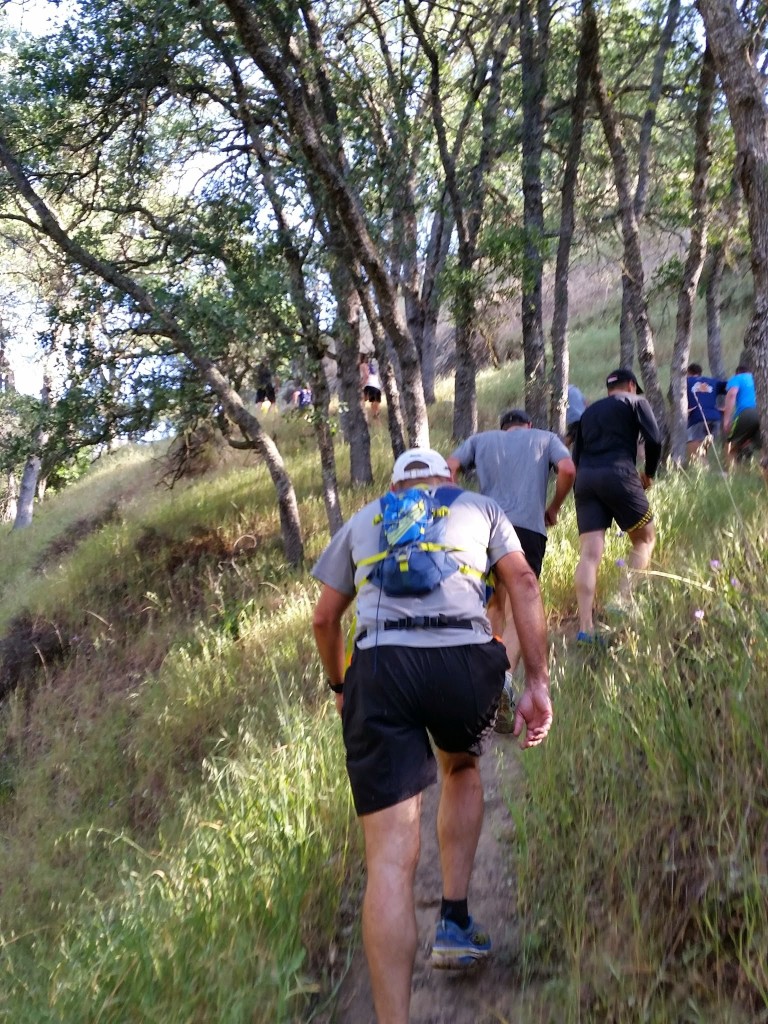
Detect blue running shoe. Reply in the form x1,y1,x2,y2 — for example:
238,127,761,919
430,916,492,970
576,630,606,647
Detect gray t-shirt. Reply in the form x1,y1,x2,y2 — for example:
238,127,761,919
567,386,587,427
450,428,570,535
311,486,522,650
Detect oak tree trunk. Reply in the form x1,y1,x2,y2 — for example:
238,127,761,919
669,48,716,465
587,0,668,440
699,0,768,431
550,0,596,434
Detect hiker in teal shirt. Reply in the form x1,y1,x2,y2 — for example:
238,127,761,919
723,364,762,469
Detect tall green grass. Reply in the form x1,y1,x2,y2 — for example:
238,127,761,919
0,425,364,1022
0,265,765,1022
1,701,355,1023
509,469,768,1022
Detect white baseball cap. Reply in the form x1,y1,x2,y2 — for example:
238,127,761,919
391,447,452,484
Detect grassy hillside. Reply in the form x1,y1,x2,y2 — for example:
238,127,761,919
0,273,765,1023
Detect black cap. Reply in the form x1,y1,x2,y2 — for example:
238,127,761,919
500,408,532,429
606,368,643,394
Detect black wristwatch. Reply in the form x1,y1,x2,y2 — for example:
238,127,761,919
327,679,344,694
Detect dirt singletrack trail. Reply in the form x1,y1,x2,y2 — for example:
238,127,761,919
330,733,528,1024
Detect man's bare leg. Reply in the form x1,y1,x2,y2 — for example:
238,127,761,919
360,795,422,1024
628,520,655,570
435,750,483,902
575,530,605,634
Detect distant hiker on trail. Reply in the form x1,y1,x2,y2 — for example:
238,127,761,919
686,362,726,462
447,409,575,730
572,368,662,646
311,448,552,1024
255,362,277,412
723,363,762,469
291,384,313,410
360,355,382,421
565,383,588,446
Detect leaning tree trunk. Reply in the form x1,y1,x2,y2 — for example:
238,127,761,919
404,0,516,442
306,357,344,535
0,126,306,564
399,181,452,408
371,342,402,444
223,0,431,447
13,374,51,529
618,284,635,370
419,203,453,405
619,0,681,366
452,286,478,442
356,280,407,459
401,200,453,407
550,0,596,434
698,0,768,429
215,43,345,538
705,244,726,379
704,172,741,381
13,456,40,529
201,362,305,563
520,0,550,428
587,0,668,441
669,48,716,466
330,262,373,485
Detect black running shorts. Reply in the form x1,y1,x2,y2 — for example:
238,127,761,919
728,407,761,447
574,465,653,534
511,525,546,578
341,640,509,816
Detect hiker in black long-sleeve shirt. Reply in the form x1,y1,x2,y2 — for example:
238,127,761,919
572,368,662,644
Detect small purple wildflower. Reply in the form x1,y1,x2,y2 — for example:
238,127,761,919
730,576,742,590
710,559,721,571
615,558,626,568
694,609,705,621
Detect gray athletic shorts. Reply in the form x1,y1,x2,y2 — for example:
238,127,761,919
687,420,720,442
342,640,509,816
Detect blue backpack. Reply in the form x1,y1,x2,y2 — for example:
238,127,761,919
360,485,465,597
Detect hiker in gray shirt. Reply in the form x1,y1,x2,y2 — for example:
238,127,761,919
448,409,575,707
312,447,552,1023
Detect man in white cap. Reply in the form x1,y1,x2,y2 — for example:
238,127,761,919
312,447,552,1024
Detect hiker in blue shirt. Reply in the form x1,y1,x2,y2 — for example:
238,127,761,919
686,362,726,462
292,385,313,410
565,384,588,446
723,364,762,469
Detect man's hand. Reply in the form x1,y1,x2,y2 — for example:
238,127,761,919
334,692,344,717
639,471,652,491
513,684,553,748
446,456,462,484
544,504,558,527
